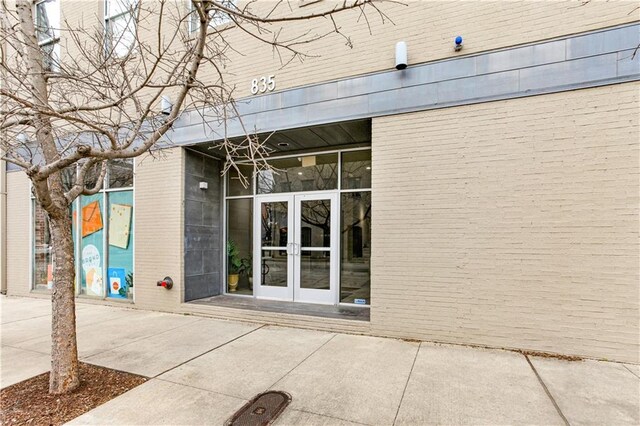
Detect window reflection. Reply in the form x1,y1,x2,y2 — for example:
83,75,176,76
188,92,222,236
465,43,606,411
108,159,134,188
32,202,53,291
257,153,338,194
300,200,331,248
227,199,253,294
227,164,253,196
340,192,371,304
341,150,371,190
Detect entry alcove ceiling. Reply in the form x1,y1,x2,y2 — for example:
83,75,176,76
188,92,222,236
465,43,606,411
187,118,371,158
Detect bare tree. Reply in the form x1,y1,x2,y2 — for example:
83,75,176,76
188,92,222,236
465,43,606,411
0,0,390,394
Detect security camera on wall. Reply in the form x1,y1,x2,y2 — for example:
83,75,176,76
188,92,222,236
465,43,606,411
395,41,408,70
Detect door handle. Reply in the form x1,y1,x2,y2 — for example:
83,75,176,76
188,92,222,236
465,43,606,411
293,243,300,256
286,243,293,256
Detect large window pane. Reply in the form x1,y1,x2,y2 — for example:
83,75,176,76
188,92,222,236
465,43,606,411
227,164,253,196
107,191,134,299
105,0,137,58
341,150,371,190
107,14,136,57
60,166,77,194
40,41,59,72
300,200,331,248
227,199,252,294
260,201,288,248
35,0,59,43
108,159,134,189
32,202,52,291
259,250,287,287
81,161,102,191
79,194,105,297
259,200,288,288
36,0,60,71
300,250,330,290
257,153,338,194
340,192,371,304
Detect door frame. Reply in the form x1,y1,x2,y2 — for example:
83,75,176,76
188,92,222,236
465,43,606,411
252,191,339,304
293,192,339,304
253,193,294,301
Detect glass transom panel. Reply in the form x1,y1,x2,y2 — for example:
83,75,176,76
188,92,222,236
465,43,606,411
257,153,338,194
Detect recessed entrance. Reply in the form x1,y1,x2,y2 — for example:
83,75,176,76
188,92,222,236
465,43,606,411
213,120,371,307
254,192,338,304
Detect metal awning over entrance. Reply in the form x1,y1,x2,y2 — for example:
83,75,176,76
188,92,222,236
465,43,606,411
186,118,371,157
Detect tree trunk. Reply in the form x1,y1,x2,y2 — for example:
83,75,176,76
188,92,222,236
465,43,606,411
48,211,80,394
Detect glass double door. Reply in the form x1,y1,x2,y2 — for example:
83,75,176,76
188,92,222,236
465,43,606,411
253,193,338,304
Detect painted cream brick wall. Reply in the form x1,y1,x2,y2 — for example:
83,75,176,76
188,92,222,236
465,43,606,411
133,148,184,311
55,1,638,98
5,172,30,297
370,82,640,363
208,0,638,96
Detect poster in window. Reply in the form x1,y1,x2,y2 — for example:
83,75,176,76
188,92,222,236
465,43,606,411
82,244,103,296
108,203,132,249
108,267,127,298
82,200,103,237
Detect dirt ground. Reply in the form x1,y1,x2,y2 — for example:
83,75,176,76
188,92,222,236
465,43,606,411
1,362,146,426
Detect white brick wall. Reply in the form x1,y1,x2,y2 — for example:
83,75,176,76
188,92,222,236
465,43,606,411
371,82,640,363
5,172,30,297
133,148,185,311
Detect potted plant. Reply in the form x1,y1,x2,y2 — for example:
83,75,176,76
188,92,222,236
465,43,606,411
239,256,253,290
227,241,242,292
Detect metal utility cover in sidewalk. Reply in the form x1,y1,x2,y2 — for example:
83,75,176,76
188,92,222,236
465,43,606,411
225,391,292,426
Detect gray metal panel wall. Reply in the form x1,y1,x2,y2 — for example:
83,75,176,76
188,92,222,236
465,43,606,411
168,23,640,146
184,150,222,301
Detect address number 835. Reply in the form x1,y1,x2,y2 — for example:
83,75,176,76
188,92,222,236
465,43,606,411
251,75,275,95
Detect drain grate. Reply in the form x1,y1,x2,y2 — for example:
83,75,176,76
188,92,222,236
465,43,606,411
225,391,292,426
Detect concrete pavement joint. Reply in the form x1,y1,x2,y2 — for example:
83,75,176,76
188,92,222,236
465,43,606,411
152,376,248,402
392,341,420,426
1,312,51,325
267,333,337,391
4,316,203,358
1,343,51,356
2,307,152,350
621,364,640,380
524,354,570,426
151,323,267,378
80,316,204,359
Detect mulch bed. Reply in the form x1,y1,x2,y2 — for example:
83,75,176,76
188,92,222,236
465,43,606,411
1,362,147,426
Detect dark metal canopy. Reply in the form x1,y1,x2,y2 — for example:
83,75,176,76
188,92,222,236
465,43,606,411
188,118,371,158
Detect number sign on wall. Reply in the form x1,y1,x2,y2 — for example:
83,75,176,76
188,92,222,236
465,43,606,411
251,75,276,95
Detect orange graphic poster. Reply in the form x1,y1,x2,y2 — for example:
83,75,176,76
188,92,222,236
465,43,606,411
82,201,103,237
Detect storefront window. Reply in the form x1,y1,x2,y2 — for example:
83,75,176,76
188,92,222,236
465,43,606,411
107,191,134,299
31,167,77,292
32,202,52,291
79,194,105,297
340,191,371,304
108,159,134,189
31,160,134,300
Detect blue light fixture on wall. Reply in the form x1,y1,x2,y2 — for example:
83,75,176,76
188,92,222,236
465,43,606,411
454,36,463,52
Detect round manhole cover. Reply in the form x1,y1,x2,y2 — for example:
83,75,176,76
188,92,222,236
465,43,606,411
225,391,291,426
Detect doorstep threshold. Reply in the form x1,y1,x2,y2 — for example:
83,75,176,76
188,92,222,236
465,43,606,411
187,295,370,322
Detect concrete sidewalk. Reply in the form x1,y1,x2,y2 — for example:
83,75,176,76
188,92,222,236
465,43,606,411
1,296,638,425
